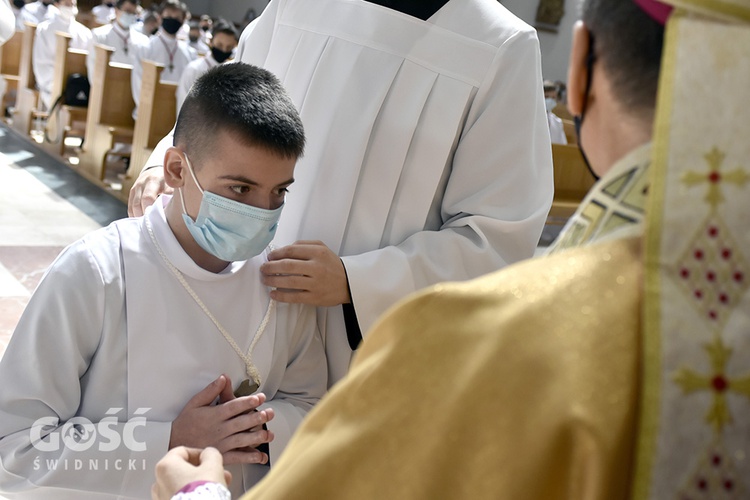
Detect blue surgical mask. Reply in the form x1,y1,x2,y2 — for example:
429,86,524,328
118,12,137,29
179,154,283,262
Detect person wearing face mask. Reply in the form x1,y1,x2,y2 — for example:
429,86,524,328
20,0,56,24
11,0,35,32
135,8,160,36
176,20,238,113
187,19,209,56
0,62,326,500
544,79,567,145
86,0,148,83
92,0,115,25
131,0,195,117
31,0,92,110
199,14,212,44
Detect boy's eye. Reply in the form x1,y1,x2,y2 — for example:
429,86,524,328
275,187,290,196
230,185,250,195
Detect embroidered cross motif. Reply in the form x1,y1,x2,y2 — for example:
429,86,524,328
682,147,748,209
674,215,749,327
673,336,750,433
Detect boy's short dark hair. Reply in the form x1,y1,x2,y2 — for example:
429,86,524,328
582,0,664,117
159,0,187,17
175,63,305,163
212,18,239,41
115,0,139,9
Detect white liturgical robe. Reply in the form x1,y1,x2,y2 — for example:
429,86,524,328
86,21,148,83
32,13,92,109
144,0,554,385
176,53,219,113
91,3,114,25
0,196,327,499
21,1,56,24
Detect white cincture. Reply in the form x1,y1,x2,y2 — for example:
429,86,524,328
145,214,275,390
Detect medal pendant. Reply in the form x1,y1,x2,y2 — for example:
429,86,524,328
169,64,174,72
234,378,259,397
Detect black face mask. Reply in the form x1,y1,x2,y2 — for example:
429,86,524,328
211,46,232,64
189,35,199,43
106,2,114,7
574,32,600,181
201,25,209,32
14,0,26,8
161,17,182,35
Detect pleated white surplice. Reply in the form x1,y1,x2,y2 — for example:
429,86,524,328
149,0,554,384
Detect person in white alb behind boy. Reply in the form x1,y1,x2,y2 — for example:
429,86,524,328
176,19,238,113
86,0,148,83
131,0,195,116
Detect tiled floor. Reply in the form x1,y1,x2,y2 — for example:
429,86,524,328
0,123,127,358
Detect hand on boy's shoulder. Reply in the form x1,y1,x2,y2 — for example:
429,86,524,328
128,166,172,217
261,241,351,307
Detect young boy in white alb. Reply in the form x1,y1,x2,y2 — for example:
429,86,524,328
0,62,326,500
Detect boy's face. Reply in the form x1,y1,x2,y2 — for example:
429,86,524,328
171,129,296,221
211,32,237,53
162,6,183,23
116,1,136,17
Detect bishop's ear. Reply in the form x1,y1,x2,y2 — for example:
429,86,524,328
163,147,188,189
567,21,592,118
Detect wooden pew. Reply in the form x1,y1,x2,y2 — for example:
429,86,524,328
42,32,89,157
78,44,135,182
0,30,23,120
10,22,38,136
562,118,576,145
126,60,177,197
548,143,597,222
552,103,573,121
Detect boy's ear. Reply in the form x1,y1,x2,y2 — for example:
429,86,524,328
163,147,187,189
567,21,592,117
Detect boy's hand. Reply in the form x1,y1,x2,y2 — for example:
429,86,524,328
152,446,230,500
261,240,351,306
170,375,275,465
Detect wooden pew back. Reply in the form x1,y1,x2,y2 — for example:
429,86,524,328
11,23,38,135
18,22,36,92
129,60,177,187
549,143,597,221
0,30,23,76
79,44,135,181
0,30,23,116
43,33,89,155
49,32,88,106
89,45,135,129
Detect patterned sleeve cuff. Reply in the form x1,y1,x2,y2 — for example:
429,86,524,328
171,481,231,499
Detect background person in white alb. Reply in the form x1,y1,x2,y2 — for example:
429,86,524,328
86,0,148,84
31,0,92,109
